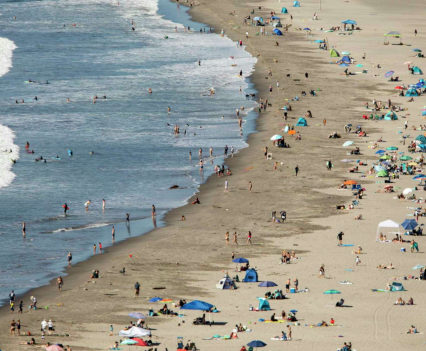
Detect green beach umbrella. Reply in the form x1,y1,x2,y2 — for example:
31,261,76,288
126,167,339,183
324,289,341,294
377,170,389,177
380,155,392,160
412,264,425,270
400,155,413,161
387,146,398,150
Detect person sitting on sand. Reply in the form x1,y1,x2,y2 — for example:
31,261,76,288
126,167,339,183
395,297,405,305
106,341,119,350
353,246,362,254
191,197,200,204
319,320,328,327
330,318,335,325
240,346,247,351
408,297,414,305
385,283,392,291
407,325,418,334
271,313,277,322
354,214,362,220
20,338,36,345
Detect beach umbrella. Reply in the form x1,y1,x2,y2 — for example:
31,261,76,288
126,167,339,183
181,300,214,311
412,264,425,270
385,71,394,78
384,185,393,189
413,175,426,180
402,188,413,195
129,312,146,319
409,162,419,167
132,338,149,347
404,61,413,65
247,340,267,349
290,309,298,313
394,86,403,90
401,219,417,230
413,49,422,52
271,15,280,20
380,155,391,160
258,281,278,287
270,134,283,141
46,346,64,351
341,159,353,163
377,170,389,177
233,257,249,263
356,64,363,67
347,124,353,127
314,39,324,43
400,156,412,161
343,180,357,185
303,27,310,30
323,289,341,294
149,297,162,302
342,141,354,147
375,150,386,154
342,20,357,25
387,146,398,150
381,161,391,166
253,17,262,21
121,340,138,345
341,51,351,55
339,63,349,67
384,31,402,37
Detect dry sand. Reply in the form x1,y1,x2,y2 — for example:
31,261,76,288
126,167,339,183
2,0,426,350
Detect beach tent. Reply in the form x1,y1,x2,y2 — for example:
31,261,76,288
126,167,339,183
406,88,418,97
412,66,423,75
376,219,401,241
119,327,151,337
342,20,357,25
216,276,236,290
257,298,271,311
243,269,258,282
416,135,426,143
295,117,308,126
341,55,351,63
422,109,426,116
281,7,288,13
330,49,340,57
384,111,398,120
377,170,388,177
273,28,283,36
390,282,406,291
293,0,300,7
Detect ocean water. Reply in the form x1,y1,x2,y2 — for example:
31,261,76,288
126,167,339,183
0,0,257,304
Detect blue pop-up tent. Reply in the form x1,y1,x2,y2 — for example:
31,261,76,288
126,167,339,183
293,0,300,6
281,7,288,13
406,88,418,97
295,117,307,126
384,111,397,120
243,269,258,282
341,55,351,63
413,66,423,75
273,28,283,35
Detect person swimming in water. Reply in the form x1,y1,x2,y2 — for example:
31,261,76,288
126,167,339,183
25,142,29,149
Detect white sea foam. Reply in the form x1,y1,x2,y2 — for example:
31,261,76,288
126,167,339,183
0,36,18,190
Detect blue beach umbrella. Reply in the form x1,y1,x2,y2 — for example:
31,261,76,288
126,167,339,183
413,49,422,52
290,309,298,313
181,300,214,311
303,27,310,30
341,51,350,55
271,16,280,20
258,281,278,287
375,150,385,154
401,219,418,231
342,20,357,25
339,63,349,67
232,257,249,263
247,340,267,348
413,175,426,180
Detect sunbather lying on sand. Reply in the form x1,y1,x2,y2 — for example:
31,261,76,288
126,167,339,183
377,263,394,269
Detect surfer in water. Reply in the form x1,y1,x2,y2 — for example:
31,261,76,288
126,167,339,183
148,88,152,94
22,222,26,238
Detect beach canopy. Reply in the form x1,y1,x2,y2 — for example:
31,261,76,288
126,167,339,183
401,219,417,231
281,7,288,13
233,257,249,263
376,220,401,241
330,49,340,57
412,66,423,75
258,281,278,287
273,28,283,36
181,300,214,311
342,19,357,25
243,268,258,282
257,298,271,311
119,326,151,337
384,31,402,37
216,276,236,290
293,0,300,6
384,111,397,120
295,117,307,126
247,340,267,348
341,55,351,63
406,88,418,97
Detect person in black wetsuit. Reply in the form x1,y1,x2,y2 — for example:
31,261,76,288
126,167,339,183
63,203,68,214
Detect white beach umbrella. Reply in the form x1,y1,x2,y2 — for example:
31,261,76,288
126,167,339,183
342,141,354,147
402,188,413,195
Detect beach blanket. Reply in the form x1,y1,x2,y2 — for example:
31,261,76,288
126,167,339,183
270,338,290,341
339,244,354,247
264,320,287,323
371,289,391,292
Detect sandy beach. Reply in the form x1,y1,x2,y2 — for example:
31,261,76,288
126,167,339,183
2,0,426,350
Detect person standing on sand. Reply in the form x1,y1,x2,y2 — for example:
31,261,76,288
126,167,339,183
225,231,229,245
232,232,239,246
67,252,72,267
294,277,298,291
287,325,292,340
22,222,26,238
318,264,325,278
112,227,115,243
134,281,140,297
337,231,344,246
249,181,252,193
415,29,417,36
286,278,291,293
295,165,299,176
323,118,326,126
57,277,63,291
356,256,361,266
231,251,235,261
246,231,252,245
264,146,268,159
305,72,308,82
225,179,229,192
10,319,16,336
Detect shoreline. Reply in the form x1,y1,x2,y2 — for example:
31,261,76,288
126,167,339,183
3,0,426,349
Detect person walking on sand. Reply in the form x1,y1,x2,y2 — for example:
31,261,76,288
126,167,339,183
249,181,252,193
294,277,298,291
323,118,326,126
134,281,140,297
356,256,361,266
286,278,291,293
22,222,26,238
225,179,229,192
246,231,252,245
225,231,229,245
232,232,239,246
415,29,417,36
287,325,292,340
112,226,115,243
295,165,299,176
67,252,72,267
337,231,344,246
57,277,63,291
